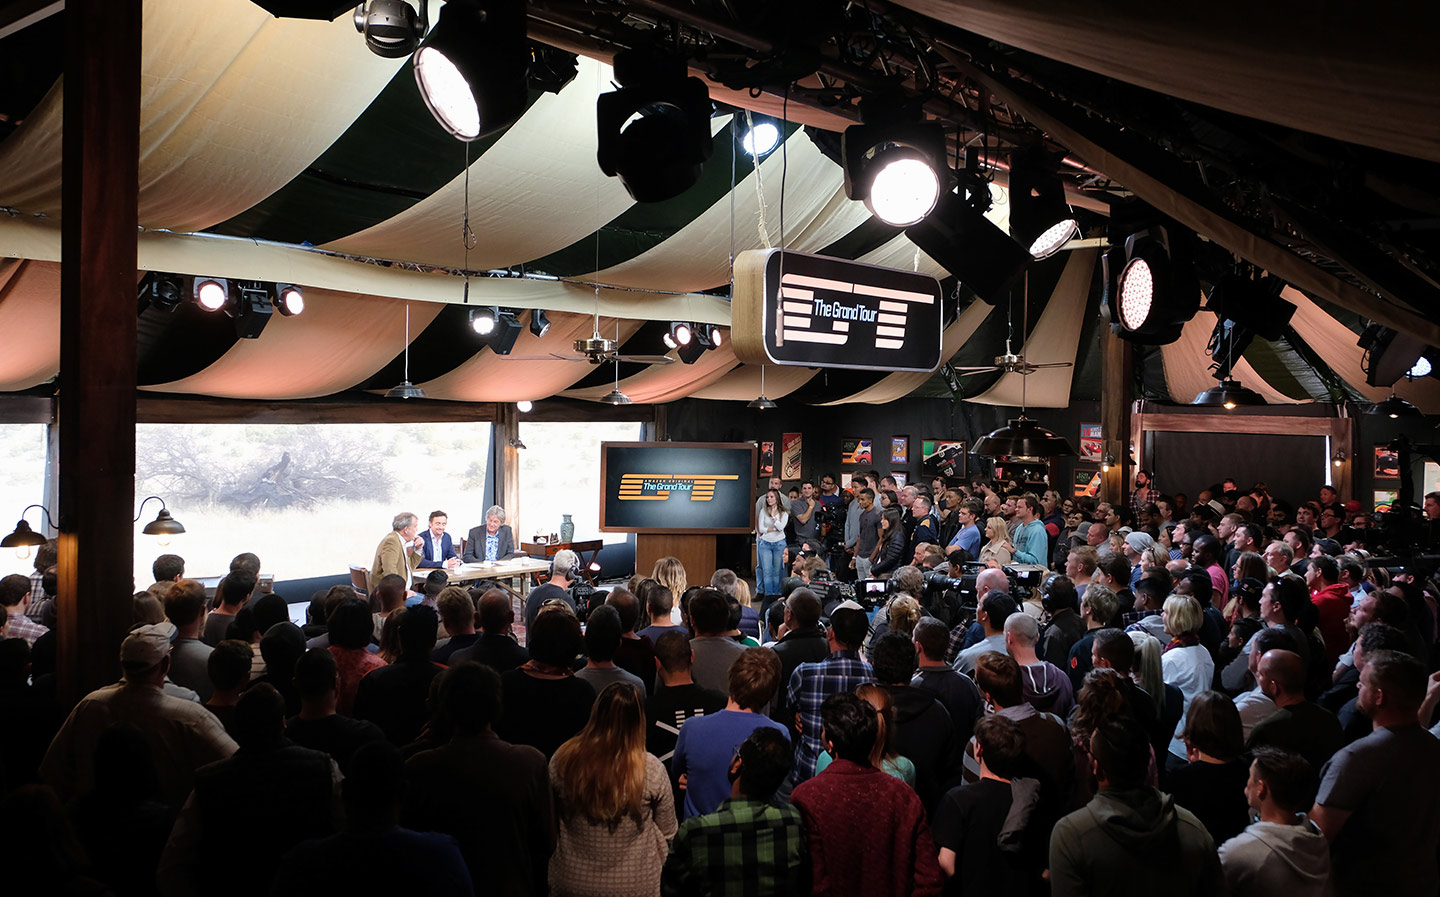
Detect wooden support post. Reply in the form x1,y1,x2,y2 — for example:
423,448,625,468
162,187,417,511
56,0,142,702
1100,329,1133,506
497,403,521,539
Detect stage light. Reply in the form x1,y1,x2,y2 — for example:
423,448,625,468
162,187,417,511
470,306,498,335
696,324,723,349
227,282,274,339
905,159,1032,306
274,284,304,316
1192,378,1265,410
1008,146,1079,259
529,45,579,94
1101,224,1199,345
138,272,185,314
412,0,529,141
1410,357,1433,379
353,0,426,58
597,49,715,202
740,119,781,158
488,312,524,355
1204,273,1294,340
663,322,692,350
842,120,947,227
516,400,533,413
529,309,550,338
193,277,229,312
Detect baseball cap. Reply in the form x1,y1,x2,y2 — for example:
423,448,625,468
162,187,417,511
120,623,173,668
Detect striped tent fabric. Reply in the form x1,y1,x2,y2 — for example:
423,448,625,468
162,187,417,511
0,0,1430,411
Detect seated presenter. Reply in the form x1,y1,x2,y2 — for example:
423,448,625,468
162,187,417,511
371,511,424,593
417,509,460,570
463,505,518,564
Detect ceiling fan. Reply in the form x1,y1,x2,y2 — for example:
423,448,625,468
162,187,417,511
506,327,676,365
951,338,1072,376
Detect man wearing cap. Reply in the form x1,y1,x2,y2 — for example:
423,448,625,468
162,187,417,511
1122,532,1154,589
41,623,238,808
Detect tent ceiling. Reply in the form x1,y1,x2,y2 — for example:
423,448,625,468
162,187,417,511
0,0,1436,411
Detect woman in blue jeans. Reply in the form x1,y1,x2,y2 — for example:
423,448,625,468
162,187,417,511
756,488,789,597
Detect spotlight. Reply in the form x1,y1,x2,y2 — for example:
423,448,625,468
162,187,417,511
226,282,274,339
905,151,1032,306
516,400,533,413
739,117,781,158
1359,322,1431,387
1008,146,1080,259
1101,223,1199,345
1204,272,1294,340
273,283,304,316
842,119,947,227
678,324,723,364
528,309,550,339
353,0,427,58
529,44,579,94
412,0,530,141
1410,356,1433,379
663,322,693,350
193,277,229,312
1192,378,1265,410
138,272,185,314
488,312,524,355
470,306,498,336
597,48,715,202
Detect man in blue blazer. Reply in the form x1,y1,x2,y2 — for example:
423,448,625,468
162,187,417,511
418,510,460,570
463,505,518,564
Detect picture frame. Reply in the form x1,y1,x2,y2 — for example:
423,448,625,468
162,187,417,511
1079,423,1103,463
1374,445,1400,479
891,436,909,465
891,471,908,488
758,440,775,477
920,439,966,480
1374,489,1399,513
840,438,872,466
1074,469,1101,497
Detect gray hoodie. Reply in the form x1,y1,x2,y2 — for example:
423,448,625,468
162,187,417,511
1218,817,1334,897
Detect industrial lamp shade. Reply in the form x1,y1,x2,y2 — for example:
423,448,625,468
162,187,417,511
0,519,46,549
1192,379,1266,410
747,395,778,410
1369,395,1419,419
972,418,1076,457
386,380,427,400
599,388,633,405
141,509,187,537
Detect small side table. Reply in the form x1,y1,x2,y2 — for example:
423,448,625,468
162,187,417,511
520,539,604,585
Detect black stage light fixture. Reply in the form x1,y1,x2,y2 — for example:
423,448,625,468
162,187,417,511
1408,354,1435,379
1101,224,1200,345
273,283,304,316
597,48,715,202
226,281,274,339
1359,322,1430,387
249,1,355,18
905,150,1031,306
470,306,499,336
192,276,230,312
663,322,692,350
677,339,707,365
842,119,947,227
738,114,782,159
529,44,579,94
488,311,524,355
695,324,723,349
138,272,185,314
1008,146,1079,259
353,0,427,58
1204,272,1294,341
412,0,530,141
529,309,551,338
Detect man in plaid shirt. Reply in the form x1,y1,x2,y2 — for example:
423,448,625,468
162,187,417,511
782,602,873,794
662,727,806,896
1,573,48,647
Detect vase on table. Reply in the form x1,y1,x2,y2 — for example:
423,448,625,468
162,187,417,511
560,514,574,543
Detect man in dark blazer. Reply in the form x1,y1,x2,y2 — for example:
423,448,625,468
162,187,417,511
463,505,518,564
418,510,460,570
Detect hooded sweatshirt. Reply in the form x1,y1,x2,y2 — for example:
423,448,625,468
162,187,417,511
1020,660,1074,718
1218,817,1334,897
880,683,959,815
1049,787,1223,897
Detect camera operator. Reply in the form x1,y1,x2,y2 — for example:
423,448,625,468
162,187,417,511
1038,574,1085,670
867,567,928,647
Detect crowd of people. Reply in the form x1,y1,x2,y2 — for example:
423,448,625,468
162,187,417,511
3,470,1440,896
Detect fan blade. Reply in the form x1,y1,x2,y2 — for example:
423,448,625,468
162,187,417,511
1026,362,1074,369
614,354,677,365
951,365,1001,373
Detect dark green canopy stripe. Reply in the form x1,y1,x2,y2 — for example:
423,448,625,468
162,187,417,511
522,121,803,277
207,62,543,246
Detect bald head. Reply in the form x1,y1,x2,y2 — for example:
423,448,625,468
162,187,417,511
476,588,514,633
1258,649,1305,699
1003,612,1040,647
975,568,1009,596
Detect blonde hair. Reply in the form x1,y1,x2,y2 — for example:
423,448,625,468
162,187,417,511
552,683,649,827
733,577,753,608
1162,593,1203,636
856,684,901,769
652,556,687,599
1128,631,1167,715
886,596,922,639
985,517,1007,543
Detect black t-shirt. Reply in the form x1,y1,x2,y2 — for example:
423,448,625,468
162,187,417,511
495,670,596,758
931,779,1035,896
450,633,530,674
523,584,573,633
1162,759,1250,846
645,682,727,761
284,713,387,774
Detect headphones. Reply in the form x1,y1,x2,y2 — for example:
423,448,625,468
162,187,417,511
353,0,428,58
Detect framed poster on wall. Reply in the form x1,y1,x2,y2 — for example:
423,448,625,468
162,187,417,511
841,438,872,465
1374,489,1399,513
758,441,775,477
891,437,909,465
891,471,908,488
1079,423,1103,463
921,440,966,479
1074,470,1101,497
1375,446,1400,479
780,433,803,480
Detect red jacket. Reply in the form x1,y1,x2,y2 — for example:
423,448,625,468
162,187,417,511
790,758,943,897
1310,582,1351,668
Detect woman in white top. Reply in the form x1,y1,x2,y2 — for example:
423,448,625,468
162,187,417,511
1159,593,1215,759
756,488,788,597
978,516,1012,566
